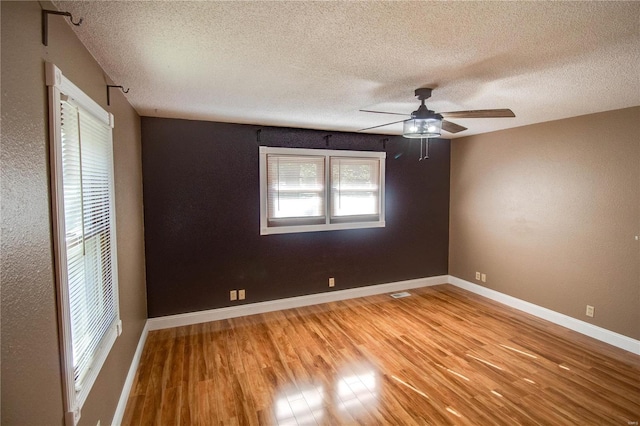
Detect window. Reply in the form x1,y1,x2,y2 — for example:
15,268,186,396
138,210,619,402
260,147,385,235
46,63,120,426
267,154,326,227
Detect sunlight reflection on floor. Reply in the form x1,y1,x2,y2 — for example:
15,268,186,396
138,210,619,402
274,365,378,425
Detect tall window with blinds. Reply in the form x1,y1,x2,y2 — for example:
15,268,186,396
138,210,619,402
47,63,120,426
260,147,385,235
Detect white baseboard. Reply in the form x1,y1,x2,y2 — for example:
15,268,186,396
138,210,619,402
147,275,449,331
112,321,149,426
145,274,640,354
447,275,640,355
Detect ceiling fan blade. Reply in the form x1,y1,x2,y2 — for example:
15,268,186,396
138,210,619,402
358,119,406,132
360,109,410,117
441,120,467,134
440,109,515,119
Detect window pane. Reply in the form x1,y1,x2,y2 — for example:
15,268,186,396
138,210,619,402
60,101,83,249
267,155,325,223
331,158,380,219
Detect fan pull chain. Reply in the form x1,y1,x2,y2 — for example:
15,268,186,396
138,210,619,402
418,138,430,161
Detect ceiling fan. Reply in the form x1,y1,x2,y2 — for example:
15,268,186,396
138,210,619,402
359,88,515,138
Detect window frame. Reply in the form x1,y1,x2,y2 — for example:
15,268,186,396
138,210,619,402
46,62,121,426
259,146,386,235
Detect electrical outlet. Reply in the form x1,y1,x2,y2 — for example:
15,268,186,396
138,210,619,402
230,290,237,301
329,277,335,287
481,273,487,283
238,289,246,300
475,272,481,280
586,305,594,318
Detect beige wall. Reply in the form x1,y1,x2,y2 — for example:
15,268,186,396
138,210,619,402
1,2,147,425
450,107,640,340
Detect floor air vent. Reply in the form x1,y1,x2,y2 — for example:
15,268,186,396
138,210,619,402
390,291,411,299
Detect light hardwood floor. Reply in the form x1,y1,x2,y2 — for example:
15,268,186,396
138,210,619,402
122,284,640,425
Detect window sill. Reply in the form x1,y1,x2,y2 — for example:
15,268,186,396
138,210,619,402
260,220,385,235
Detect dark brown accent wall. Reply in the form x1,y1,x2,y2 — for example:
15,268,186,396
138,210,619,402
142,118,450,317
1,2,147,425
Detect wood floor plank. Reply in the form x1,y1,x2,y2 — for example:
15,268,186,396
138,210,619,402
122,284,640,425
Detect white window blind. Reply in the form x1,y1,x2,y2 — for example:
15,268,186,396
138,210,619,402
267,155,326,226
330,157,381,222
47,63,120,426
260,147,385,235
62,102,118,387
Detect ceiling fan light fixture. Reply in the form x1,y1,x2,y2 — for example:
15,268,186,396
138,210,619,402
402,116,442,138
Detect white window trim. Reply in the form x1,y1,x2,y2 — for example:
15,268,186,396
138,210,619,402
259,146,386,235
46,62,121,426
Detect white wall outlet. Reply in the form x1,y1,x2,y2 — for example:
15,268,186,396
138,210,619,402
586,305,594,317
475,272,481,280
230,290,237,301
238,289,246,300
481,273,487,283
329,277,335,287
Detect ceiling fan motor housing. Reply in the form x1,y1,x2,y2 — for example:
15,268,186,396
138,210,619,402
412,88,442,121
411,103,443,121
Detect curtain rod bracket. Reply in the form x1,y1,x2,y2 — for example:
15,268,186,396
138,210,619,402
324,135,332,147
106,85,130,106
42,10,83,46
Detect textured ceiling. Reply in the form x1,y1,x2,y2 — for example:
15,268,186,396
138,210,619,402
54,1,640,138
